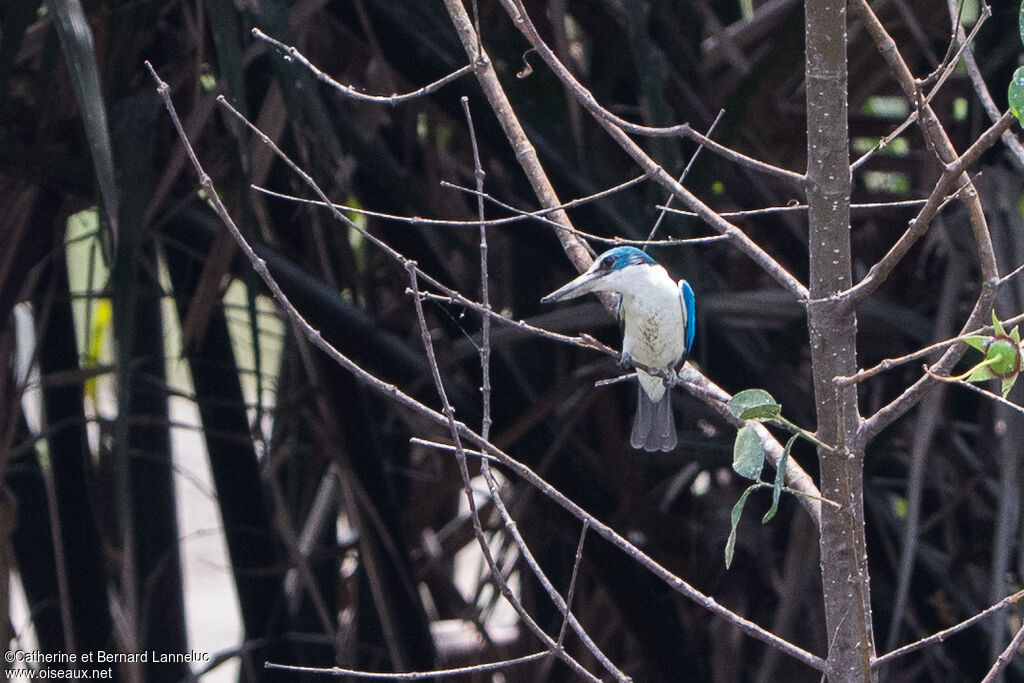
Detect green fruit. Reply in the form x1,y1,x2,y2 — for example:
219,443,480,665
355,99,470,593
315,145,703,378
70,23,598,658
986,335,1021,378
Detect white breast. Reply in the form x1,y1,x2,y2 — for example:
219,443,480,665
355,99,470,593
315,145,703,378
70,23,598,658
618,265,687,401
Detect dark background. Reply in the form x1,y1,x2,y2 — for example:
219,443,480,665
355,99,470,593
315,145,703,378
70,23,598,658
1,0,1023,680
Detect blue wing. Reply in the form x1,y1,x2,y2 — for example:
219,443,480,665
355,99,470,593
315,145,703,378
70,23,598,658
679,279,696,354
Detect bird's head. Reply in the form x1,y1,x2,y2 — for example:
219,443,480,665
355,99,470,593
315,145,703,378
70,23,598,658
541,246,656,302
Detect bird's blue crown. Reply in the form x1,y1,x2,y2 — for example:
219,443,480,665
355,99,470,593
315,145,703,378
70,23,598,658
595,246,656,272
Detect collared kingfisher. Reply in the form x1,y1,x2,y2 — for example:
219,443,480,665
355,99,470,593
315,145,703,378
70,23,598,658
542,246,696,452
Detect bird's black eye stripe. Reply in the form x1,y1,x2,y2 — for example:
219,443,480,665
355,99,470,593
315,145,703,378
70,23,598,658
601,255,615,269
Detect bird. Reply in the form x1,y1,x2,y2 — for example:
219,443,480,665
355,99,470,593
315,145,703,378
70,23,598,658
541,246,695,452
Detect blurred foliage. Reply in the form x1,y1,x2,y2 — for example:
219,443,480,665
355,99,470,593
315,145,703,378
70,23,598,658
1,0,1024,681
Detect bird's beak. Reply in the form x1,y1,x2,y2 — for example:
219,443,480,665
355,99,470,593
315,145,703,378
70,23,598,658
540,268,605,303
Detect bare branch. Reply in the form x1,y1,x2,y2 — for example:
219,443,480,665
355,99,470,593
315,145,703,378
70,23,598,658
406,262,603,681
835,308,1024,387
459,93,627,678
557,522,589,648
846,0,999,430
660,197,930,220
440,182,727,246
479,459,629,681
441,0,593,280
922,372,1024,418
849,8,991,172
861,286,996,442
461,96,492,442
252,28,474,105
498,6,807,185
264,650,550,679
490,0,809,300
255,175,724,246
150,59,825,674
850,108,920,172
873,590,1024,667
853,107,1012,438
846,111,1014,306
943,0,1024,171
981,620,1024,683
647,110,725,243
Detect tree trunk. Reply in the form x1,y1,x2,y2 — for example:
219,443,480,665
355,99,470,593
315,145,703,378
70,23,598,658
804,0,876,680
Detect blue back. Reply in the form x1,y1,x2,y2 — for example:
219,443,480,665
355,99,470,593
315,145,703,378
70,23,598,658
680,279,696,353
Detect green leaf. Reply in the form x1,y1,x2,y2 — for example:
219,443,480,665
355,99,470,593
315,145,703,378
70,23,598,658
1015,77,1024,124
764,434,797,524
733,425,765,481
1013,68,1024,124
728,389,781,421
1002,374,1019,399
967,365,997,383
993,310,1008,337
725,485,757,569
1020,1,1024,47
963,335,991,352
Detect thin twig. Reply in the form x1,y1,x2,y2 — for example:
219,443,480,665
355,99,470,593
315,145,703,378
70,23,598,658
557,521,589,647
408,438,500,463
252,28,474,105
981,620,1024,683
441,182,727,246
873,590,1024,667
849,108,919,172
833,312,1024,386
924,372,1024,418
851,5,990,172
948,0,1024,171
846,111,1013,306
460,92,627,680
487,2,807,185
461,96,491,441
442,0,594,280
255,176,722,245
264,650,550,678
646,110,725,243
407,261,601,681
493,0,809,300
252,177,643,235
659,197,929,220
150,57,826,673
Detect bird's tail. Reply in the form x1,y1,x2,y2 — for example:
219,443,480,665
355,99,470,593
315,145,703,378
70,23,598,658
631,384,677,452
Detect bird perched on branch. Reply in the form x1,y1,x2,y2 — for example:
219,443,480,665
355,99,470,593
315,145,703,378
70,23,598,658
542,246,695,452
